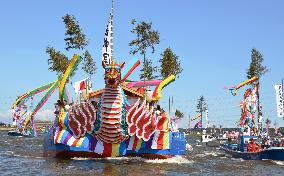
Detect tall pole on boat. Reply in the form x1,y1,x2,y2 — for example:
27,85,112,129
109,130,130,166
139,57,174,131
282,79,284,120
256,81,260,134
201,103,203,129
256,80,262,135
110,0,114,58
168,97,171,118
188,114,191,133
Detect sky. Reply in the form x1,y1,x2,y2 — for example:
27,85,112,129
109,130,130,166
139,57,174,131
0,0,284,128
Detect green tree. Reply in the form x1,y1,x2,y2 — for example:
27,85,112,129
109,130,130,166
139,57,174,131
246,48,269,132
46,46,69,76
196,96,207,128
82,50,97,78
246,48,268,80
139,58,158,80
46,14,96,78
159,47,183,79
63,14,88,51
175,109,184,118
129,19,160,81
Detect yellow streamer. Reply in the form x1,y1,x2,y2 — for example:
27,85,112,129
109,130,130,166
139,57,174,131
59,54,81,101
233,76,258,96
152,75,175,101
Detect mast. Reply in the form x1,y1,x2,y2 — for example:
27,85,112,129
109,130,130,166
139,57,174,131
200,108,203,129
101,0,114,65
282,79,284,120
168,97,171,118
188,114,190,131
110,0,114,58
256,80,262,134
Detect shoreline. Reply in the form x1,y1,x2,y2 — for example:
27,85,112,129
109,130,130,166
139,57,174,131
0,127,16,131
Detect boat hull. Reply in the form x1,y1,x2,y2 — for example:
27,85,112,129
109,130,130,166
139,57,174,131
7,131,33,137
43,129,186,159
221,145,284,161
8,131,23,137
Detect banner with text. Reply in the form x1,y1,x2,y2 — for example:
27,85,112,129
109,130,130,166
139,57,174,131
274,84,284,118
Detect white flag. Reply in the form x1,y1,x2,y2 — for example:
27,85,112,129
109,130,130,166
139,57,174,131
205,110,208,121
101,10,113,65
274,84,284,117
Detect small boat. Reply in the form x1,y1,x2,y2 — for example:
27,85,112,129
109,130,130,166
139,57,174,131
7,131,32,137
8,131,23,137
221,136,284,161
201,130,221,147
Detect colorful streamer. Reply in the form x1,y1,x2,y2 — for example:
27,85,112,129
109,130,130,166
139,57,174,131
152,75,176,101
59,54,82,101
194,120,202,129
11,81,56,109
65,87,72,103
120,58,140,83
191,114,202,121
126,80,162,88
23,80,59,128
229,76,258,96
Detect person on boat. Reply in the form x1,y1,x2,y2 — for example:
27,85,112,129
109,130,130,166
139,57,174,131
228,130,233,143
234,129,239,139
231,131,235,139
243,128,250,136
247,138,261,152
222,131,227,139
91,100,98,109
63,100,71,111
261,137,270,149
156,105,161,116
280,139,284,147
54,102,60,115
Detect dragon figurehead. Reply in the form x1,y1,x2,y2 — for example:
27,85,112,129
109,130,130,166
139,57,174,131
102,60,124,88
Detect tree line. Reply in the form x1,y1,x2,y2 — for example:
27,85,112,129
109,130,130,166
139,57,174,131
47,14,183,80
47,13,269,126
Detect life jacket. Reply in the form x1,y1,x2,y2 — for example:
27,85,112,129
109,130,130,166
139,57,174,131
247,142,260,152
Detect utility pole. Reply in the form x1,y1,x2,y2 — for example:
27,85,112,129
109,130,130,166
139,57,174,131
188,114,190,133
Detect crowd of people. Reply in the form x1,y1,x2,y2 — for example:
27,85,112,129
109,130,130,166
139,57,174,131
228,130,240,142
223,126,284,152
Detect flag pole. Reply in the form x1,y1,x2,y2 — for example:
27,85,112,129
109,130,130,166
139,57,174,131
282,79,284,120
111,0,114,57
169,97,171,118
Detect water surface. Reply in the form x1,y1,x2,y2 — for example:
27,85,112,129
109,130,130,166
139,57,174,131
1,131,284,175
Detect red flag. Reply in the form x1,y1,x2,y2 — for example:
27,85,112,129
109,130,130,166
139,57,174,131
79,81,86,90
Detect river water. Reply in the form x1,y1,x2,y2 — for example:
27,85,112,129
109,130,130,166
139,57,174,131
1,131,284,176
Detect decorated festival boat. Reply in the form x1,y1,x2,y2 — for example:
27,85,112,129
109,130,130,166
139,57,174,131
221,77,284,161
221,136,284,161
43,4,186,159
43,58,186,158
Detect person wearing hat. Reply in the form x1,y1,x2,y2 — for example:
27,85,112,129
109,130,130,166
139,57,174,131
247,138,261,152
